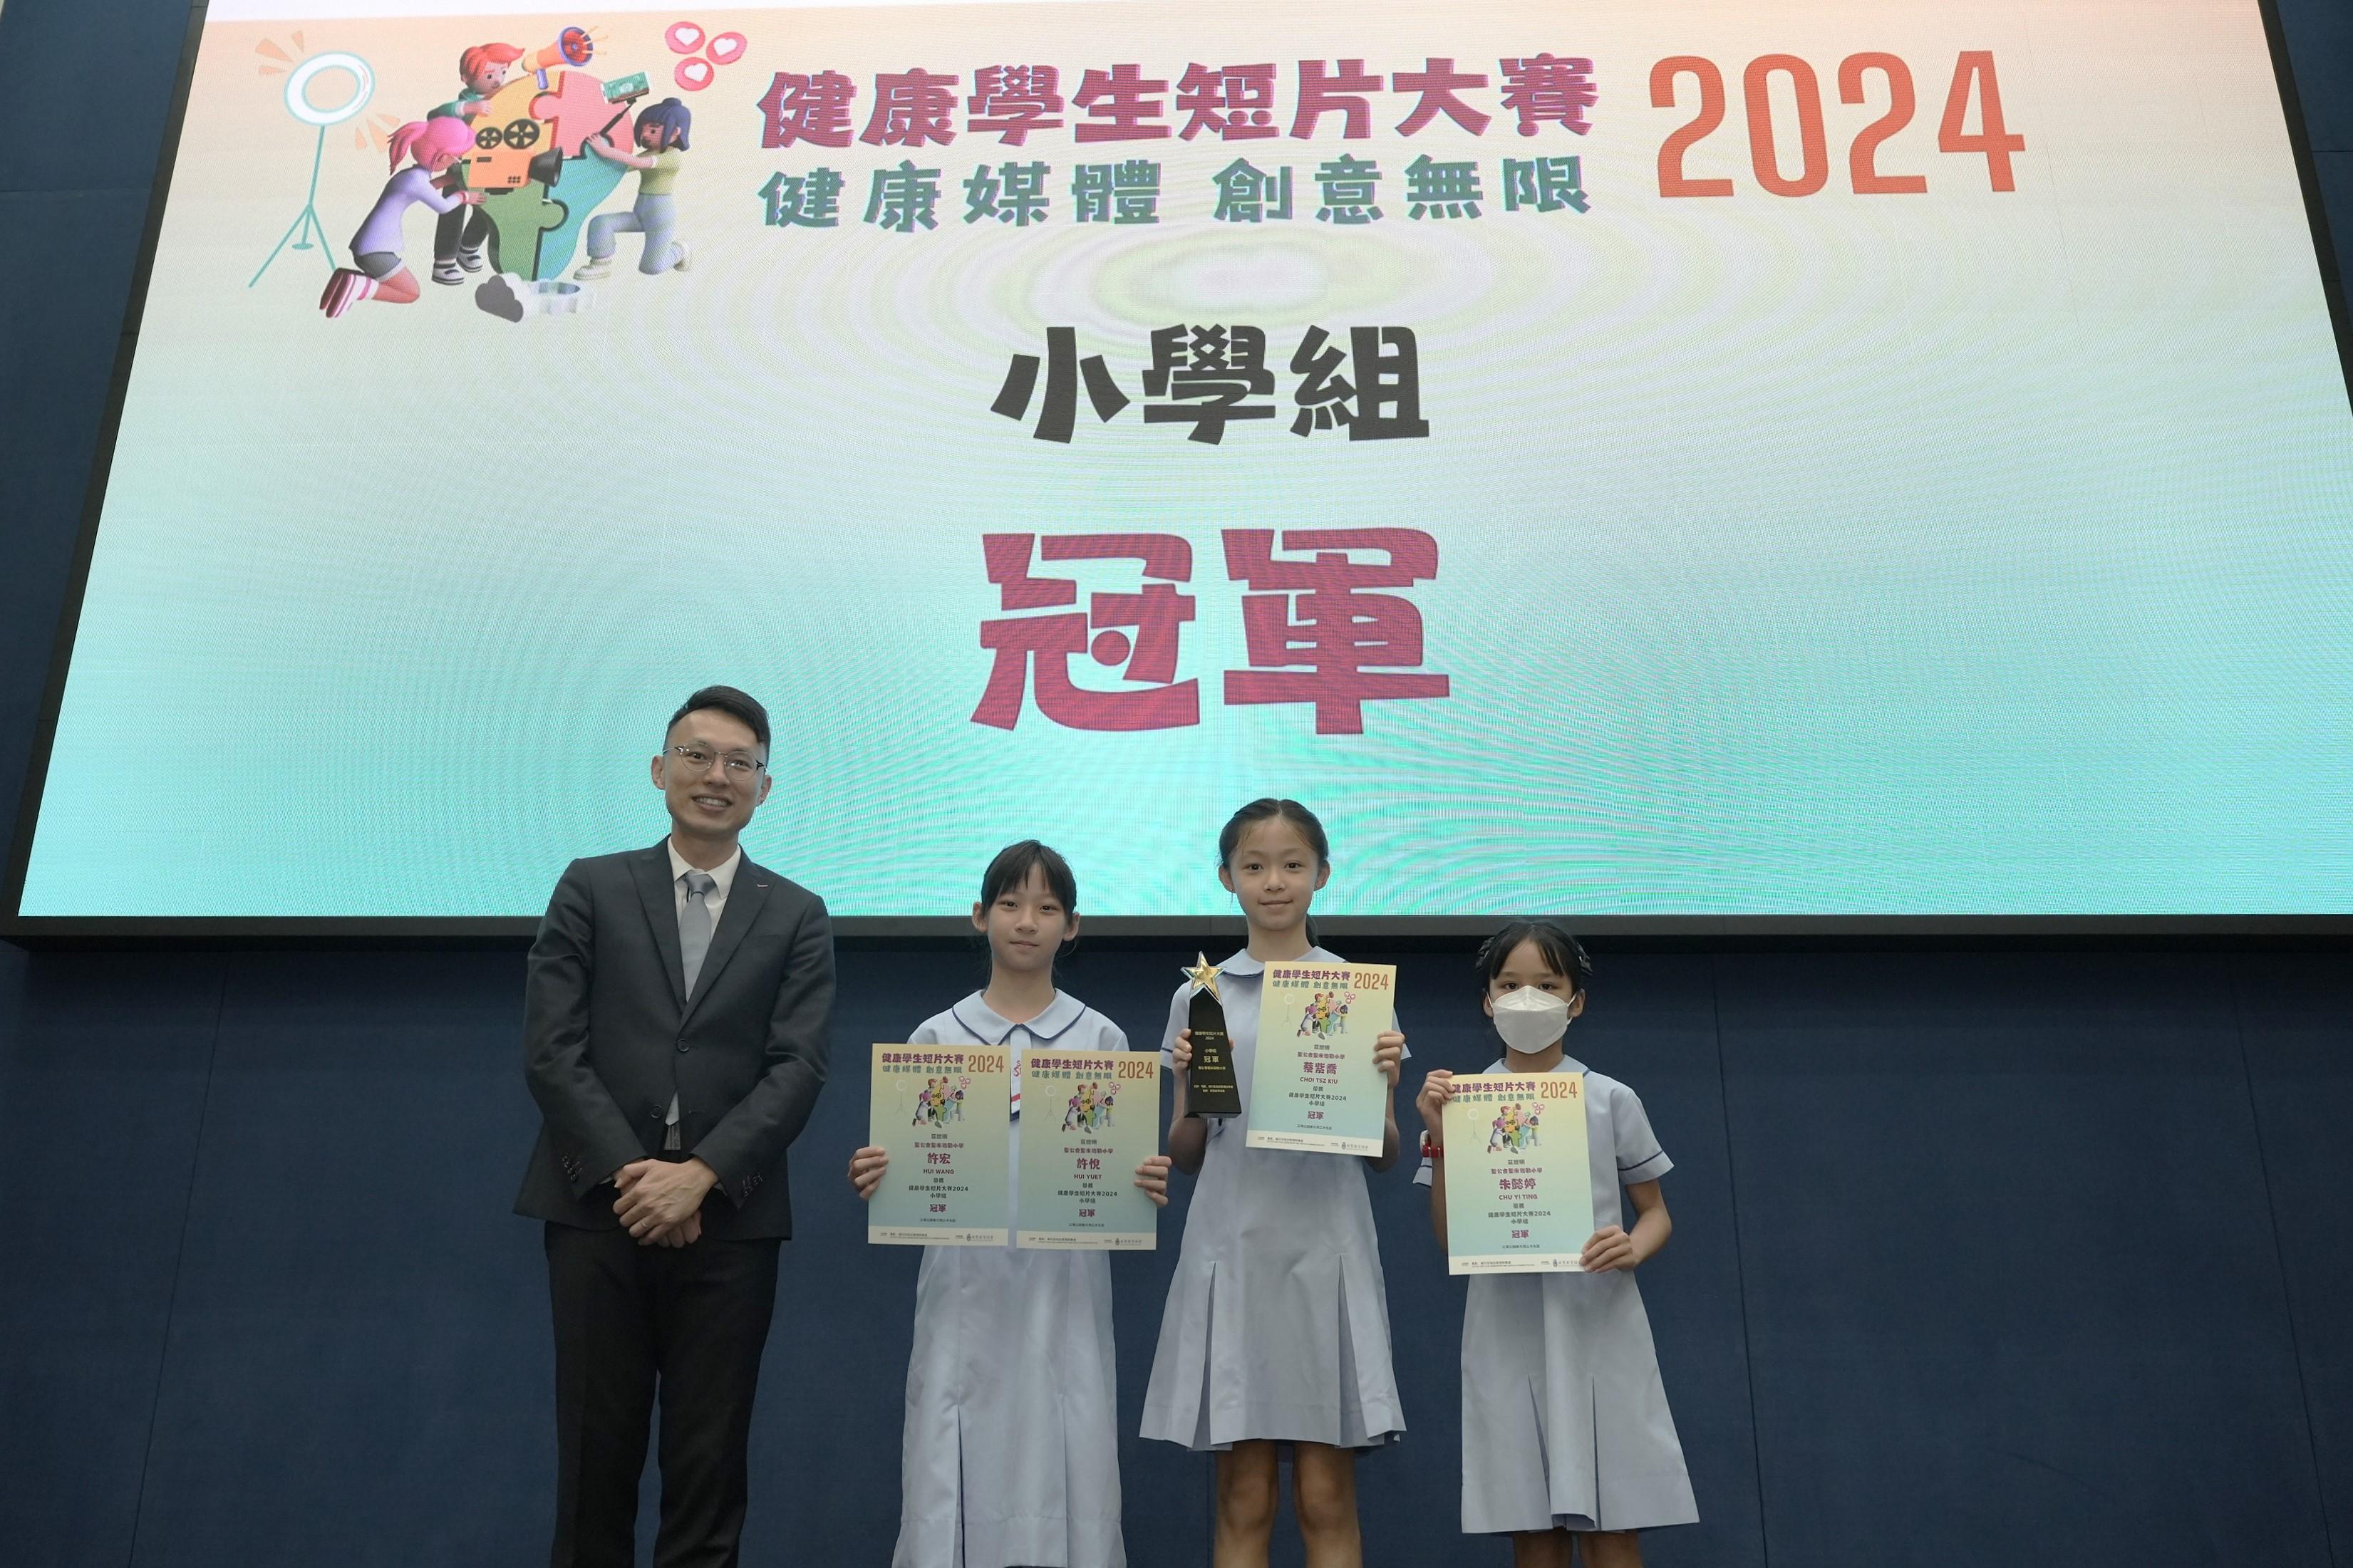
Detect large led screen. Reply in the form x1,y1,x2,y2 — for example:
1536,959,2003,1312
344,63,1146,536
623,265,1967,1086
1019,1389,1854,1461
11,0,2353,924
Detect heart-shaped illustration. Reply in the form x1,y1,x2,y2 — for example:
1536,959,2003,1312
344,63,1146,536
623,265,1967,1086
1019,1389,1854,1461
706,32,747,66
675,56,714,90
664,21,704,54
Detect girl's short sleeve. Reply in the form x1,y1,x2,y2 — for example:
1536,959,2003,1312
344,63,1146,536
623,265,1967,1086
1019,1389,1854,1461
908,1017,944,1046
1610,1079,1672,1185
1157,985,1189,1069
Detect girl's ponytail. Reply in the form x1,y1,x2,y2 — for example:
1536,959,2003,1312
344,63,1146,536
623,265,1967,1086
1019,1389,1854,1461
387,116,478,174
385,121,428,173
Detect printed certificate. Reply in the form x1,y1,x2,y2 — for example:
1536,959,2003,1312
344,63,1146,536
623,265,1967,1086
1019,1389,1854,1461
867,1042,1011,1246
1246,960,1397,1156
1016,1048,1160,1249
1441,1071,1596,1273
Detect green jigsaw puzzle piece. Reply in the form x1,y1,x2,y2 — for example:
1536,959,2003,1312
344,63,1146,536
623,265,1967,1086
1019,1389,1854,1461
536,152,630,279
481,180,567,281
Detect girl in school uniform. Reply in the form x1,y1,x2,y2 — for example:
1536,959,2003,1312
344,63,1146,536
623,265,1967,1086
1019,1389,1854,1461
1415,921,1697,1567
1144,798,1407,1567
849,841,1174,1568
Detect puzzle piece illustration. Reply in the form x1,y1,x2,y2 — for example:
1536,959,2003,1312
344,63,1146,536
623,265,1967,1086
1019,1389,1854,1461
533,151,629,278
579,104,636,167
461,76,550,192
530,70,624,160
475,272,595,322
480,180,568,279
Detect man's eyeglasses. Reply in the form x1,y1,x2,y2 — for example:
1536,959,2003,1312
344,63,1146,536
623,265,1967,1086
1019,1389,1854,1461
668,745,766,778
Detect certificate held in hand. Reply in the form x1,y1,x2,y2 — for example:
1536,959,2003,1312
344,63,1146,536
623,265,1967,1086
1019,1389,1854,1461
1246,960,1396,1156
1017,1047,1161,1249
1441,1071,1596,1274
867,1042,1012,1247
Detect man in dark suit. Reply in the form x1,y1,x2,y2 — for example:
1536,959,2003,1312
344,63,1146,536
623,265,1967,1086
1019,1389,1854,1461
517,685,834,1568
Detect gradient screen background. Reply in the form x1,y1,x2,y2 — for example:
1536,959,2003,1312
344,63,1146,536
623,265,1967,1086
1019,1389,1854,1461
14,0,2353,923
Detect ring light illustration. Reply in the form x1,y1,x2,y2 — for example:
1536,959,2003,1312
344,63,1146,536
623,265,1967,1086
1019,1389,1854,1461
284,51,373,127
252,51,378,286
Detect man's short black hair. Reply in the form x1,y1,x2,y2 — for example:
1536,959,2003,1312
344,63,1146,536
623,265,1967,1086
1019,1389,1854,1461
668,685,771,751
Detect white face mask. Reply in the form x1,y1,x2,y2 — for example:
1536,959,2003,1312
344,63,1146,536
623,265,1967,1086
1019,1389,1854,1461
1491,985,1571,1054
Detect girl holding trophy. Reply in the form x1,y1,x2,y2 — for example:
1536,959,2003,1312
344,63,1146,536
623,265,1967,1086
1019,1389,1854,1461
1143,798,1408,1567
848,841,1171,1568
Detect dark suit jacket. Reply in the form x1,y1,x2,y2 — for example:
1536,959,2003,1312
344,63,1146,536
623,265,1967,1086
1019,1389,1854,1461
514,841,834,1239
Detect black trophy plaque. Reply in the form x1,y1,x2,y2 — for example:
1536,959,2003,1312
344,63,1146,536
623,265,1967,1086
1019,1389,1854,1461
1182,952,1243,1118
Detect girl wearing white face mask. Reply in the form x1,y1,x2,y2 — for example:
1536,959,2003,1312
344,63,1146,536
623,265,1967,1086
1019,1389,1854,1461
1414,922,1696,1568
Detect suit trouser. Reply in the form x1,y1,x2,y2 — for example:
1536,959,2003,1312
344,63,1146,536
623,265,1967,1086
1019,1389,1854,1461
544,1220,782,1568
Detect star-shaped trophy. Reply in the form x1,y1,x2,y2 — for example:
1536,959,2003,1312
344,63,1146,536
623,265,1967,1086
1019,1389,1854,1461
1181,952,1221,1000
1180,951,1243,1118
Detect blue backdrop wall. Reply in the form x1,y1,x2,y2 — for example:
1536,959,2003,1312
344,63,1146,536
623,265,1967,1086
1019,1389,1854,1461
1,2,2349,1564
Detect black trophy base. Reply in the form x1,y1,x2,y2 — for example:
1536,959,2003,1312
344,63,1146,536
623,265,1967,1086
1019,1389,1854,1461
1187,990,1243,1118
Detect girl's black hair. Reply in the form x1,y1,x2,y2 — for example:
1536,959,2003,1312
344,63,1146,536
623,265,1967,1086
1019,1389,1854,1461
978,839,1079,948
1216,797,1330,868
1216,799,1330,945
638,96,693,150
1475,920,1594,997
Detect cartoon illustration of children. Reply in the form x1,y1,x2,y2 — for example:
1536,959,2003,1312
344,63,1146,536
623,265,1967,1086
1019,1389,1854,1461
1300,992,1333,1038
1489,1108,1510,1152
1064,1087,1086,1132
576,98,693,279
1519,1101,1542,1149
951,1082,966,1122
321,118,483,318
1097,1081,1116,1128
423,43,524,283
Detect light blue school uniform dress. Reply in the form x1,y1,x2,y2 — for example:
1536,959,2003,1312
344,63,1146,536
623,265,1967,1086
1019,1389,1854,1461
894,992,1128,1568
1417,1054,1697,1535
1141,947,1406,1451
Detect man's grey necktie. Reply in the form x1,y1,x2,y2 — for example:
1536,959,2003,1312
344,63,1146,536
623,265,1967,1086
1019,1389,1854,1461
667,868,718,1150
678,869,718,995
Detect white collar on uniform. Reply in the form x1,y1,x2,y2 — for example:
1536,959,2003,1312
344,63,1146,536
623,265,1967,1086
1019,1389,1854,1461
950,989,1088,1046
1210,944,1337,980
1482,1052,1587,1075
666,838,743,897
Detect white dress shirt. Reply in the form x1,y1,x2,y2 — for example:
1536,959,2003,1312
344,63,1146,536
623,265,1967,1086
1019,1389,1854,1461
666,837,742,925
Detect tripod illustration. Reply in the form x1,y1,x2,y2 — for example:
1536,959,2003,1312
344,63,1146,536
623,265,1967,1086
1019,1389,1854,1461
251,51,374,289
251,122,336,286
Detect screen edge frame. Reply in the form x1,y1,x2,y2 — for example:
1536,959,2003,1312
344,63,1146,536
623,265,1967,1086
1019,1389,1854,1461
9,0,2353,938
2,0,213,933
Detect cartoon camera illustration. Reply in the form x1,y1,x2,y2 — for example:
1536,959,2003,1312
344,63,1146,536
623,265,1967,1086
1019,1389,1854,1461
457,30,638,192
